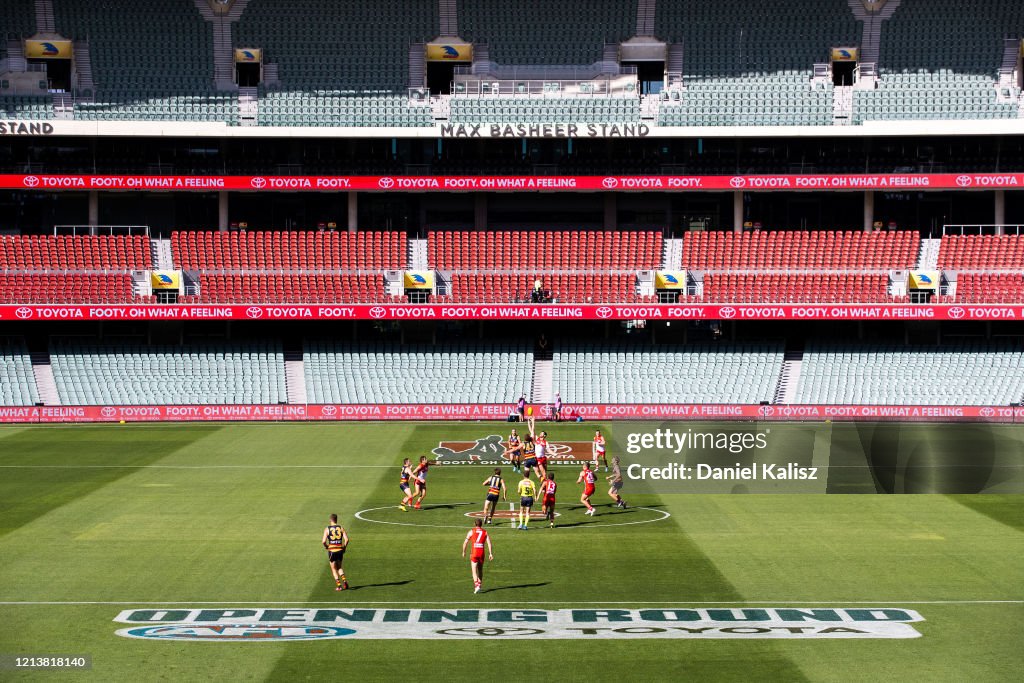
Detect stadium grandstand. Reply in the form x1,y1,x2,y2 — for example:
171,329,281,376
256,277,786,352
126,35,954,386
0,0,1023,419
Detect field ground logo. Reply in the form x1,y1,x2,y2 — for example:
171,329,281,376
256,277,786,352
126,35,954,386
245,306,264,319
116,623,355,642
956,175,973,187
433,436,594,465
114,607,924,640
948,306,966,319
23,175,40,187
15,307,33,319
249,176,266,189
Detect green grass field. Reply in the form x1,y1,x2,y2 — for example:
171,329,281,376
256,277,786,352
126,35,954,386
0,422,1021,682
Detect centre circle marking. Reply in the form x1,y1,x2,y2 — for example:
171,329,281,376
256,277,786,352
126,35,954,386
355,503,671,529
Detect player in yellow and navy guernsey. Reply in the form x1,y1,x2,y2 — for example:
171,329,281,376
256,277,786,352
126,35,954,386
517,474,537,530
321,514,350,591
399,458,414,511
481,468,507,524
504,429,523,472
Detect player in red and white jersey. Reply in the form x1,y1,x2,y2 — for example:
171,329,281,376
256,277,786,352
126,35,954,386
411,455,435,510
592,429,609,472
461,519,494,593
539,472,557,528
527,417,549,480
576,462,597,516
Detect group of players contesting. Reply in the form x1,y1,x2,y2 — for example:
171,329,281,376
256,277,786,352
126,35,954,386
323,418,628,593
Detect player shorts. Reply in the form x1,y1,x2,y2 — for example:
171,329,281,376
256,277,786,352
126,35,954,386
485,493,499,503
520,496,534,508
400,483,410,493
416,480,427,490
611,480,623,491
537,456,548,468
327,549,345,563
524,457,538,469
471,552,485,564
543,496,556,508
584,484,595,497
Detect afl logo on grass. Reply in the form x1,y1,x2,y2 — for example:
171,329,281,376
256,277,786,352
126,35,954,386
116,623,356,641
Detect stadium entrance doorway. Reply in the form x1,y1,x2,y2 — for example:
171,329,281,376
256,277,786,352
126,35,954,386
29,57,71,91
428,62,462,95
622,61,665,95
832,61,856,86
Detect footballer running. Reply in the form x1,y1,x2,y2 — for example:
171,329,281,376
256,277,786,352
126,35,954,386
481,468,507,523
577,462,597,515
321,514,350,591
461,519,494,593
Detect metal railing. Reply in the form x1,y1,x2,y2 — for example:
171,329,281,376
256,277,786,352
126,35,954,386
53,225,150,237
941,224,1024,236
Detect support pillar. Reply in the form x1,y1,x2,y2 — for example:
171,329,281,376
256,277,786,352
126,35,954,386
733,190,743,232
604,193,617,231
474,194,488,231
88,191,99,232
218,191,229,232
995,190,1006,234
347,191,358,232
864,190,875,232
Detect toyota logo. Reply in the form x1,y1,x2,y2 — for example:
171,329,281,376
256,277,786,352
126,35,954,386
321,405,337,416
369,306,387,319
759,405,775,416
101,406,117,417
955,175,972,188
719,306,737,319
979,407,995,417
246,306,264,319
596,306,613,319
947,306,966,319
15,307,33,319
250,176,267,189
729,177,746,189
378,177,395,189
602,177,619,189
23,175,39,187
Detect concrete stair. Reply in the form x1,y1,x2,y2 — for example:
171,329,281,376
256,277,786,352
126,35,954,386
439,0,458,36
35,0,55,34
773,347,804,405
636,0,656,37
916,238,941,271
531,358,553,404
239,86,258,126
284,345,307,405
30,352,60,406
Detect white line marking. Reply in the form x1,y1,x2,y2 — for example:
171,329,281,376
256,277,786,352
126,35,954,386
0,601,1020,606
0,464,397,469
355,503,671,530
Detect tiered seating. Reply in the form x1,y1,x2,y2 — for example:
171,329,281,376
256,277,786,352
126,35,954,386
0,337,39,406
0,95,53,120
0,0,35,38
428,230,662,271
795,341,1024,405
460,0,634,66
50,340,285,405
937,235,1024,271
54,0,226,122
0,274,137,303
660,76,833,127
236,0,436,90
171,231,406,270
681,231,919,271
552,342,784,404
853,73,1019,123
443,273,646,304
257,91,433,127
952,274,1024,304
0,235,152,271
700,273,891,303
304,340,532,404
191,274,392,303
450,97,640,125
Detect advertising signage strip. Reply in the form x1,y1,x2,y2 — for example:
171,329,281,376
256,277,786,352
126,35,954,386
0,404,1019,424
0,304,1016,322
3,173,1022,192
